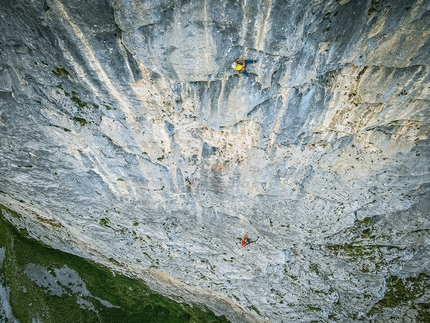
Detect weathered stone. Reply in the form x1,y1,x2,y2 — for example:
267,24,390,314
0,0,429,321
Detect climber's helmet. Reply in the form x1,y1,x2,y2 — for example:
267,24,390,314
231,62,238,69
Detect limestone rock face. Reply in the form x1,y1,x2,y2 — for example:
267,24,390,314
1,0,430,321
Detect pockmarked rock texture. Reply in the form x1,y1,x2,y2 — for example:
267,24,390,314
1,0,430,321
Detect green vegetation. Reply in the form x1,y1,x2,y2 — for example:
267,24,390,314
248,305,261,316
368,274,430,319
326,243,402,274
71,95,87,108
72,116,88,126
309,264,320,275
356,217,372,226
0,204,230,323
57,85,94,110
328,243,381,258
52,67,70,76
99,217,110,228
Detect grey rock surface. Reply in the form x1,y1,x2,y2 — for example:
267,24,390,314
0,0,430,321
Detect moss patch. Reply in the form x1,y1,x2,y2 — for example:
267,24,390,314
72,116,88,126
52,67,70,76
368,274,430,319
99,217,110,228
70,95,87,108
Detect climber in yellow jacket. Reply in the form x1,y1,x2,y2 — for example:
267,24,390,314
231,57,257,77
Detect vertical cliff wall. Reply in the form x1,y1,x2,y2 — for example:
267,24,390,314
1,0,430,321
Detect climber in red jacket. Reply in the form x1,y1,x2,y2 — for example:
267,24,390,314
241,232,250,247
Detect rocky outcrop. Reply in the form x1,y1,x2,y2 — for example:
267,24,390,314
0,0,429,321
